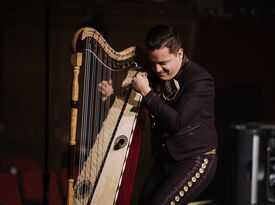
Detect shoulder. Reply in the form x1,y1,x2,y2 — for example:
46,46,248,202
182,60,213,84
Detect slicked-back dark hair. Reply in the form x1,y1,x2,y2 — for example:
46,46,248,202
145,25,182,54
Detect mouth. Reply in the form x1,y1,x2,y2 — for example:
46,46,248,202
157,72,171,80
157,72,166,77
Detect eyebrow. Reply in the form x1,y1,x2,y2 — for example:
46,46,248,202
151,60,169,64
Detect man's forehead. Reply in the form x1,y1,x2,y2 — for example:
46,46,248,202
148,49,174,63
149,58,170,64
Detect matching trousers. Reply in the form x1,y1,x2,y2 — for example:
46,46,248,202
138,149,217,205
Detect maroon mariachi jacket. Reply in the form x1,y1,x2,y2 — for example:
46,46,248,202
142,57,217,161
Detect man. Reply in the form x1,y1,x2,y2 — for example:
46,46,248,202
99,24,217,205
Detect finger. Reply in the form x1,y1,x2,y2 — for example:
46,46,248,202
134,71,142,78
137,72,147,79
138,72,143,77
101,81,108,86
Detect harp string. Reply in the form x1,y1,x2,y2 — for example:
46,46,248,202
79,38,90,172
97,45,107,169
79,37,114,200
93,39,102,180
81,37,93,202
79,37,91,200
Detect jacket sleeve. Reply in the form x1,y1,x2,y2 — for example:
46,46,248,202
142,76,214,131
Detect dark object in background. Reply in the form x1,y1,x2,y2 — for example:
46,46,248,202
229,123,275,205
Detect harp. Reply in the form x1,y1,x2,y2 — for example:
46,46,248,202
67,27,145,205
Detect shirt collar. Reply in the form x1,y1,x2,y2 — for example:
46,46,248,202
174,55,189,80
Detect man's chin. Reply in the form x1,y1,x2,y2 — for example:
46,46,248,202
159,75,171,81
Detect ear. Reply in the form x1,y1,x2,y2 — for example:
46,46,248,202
177,48,184,60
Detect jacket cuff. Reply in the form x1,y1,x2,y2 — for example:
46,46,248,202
142,90,157,107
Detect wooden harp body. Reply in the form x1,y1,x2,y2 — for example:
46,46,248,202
67,27,143,205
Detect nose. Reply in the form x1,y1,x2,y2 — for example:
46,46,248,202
154,64,163,73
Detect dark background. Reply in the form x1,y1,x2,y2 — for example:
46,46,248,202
0,0,275,204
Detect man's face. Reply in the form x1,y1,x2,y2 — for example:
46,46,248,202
148,47,183,81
